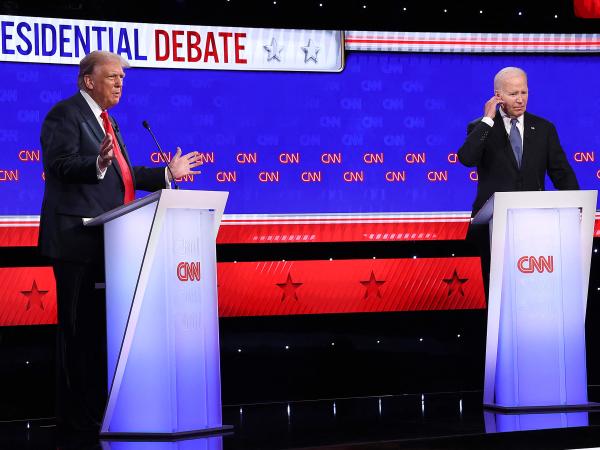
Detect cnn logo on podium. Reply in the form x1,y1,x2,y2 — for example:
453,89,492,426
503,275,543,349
517,256,554,274
177,261,201,281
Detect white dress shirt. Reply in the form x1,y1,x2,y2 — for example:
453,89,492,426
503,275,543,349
481,108,525,148
79,90,170,187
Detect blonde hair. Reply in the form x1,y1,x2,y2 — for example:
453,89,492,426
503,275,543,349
77,51,130,90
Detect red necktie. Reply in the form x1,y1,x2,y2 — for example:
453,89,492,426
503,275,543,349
100,110,135,204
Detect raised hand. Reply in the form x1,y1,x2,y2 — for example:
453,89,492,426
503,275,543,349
168,147,203,180
484,95,503,119
98,133,115,170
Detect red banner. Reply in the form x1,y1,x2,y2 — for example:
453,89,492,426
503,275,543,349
0,215,471,246
0,258,485,325
0,217,39,246
2,215,599,247
574,0,600,18
217,257,485,317
0,267,57,326
218,219,469,244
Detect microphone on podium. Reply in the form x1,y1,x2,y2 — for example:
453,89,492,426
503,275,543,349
142,120,179,190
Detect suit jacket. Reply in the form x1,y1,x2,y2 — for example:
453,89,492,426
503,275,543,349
39,92,166,263
457,110,579,216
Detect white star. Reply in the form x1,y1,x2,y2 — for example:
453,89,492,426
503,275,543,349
264,38,284,62
301,39,320,63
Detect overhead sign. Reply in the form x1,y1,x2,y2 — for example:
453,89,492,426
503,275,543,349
0,15,344,71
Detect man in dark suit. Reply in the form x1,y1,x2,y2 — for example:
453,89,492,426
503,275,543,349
457,66,579,295
39,50,202,432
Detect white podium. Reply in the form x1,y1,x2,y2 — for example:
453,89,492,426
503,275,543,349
86,189,230,437
473,190,597,411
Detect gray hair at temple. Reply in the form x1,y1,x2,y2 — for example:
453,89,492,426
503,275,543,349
493,67,527,92
77,51,130,90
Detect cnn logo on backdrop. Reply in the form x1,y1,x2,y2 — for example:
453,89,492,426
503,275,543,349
177,261,201,281
517,256,554,274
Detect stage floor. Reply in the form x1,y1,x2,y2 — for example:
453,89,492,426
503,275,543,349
3,391,600,450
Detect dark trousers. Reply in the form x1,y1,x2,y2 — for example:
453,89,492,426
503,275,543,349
465,223,491,302
52,259,107,430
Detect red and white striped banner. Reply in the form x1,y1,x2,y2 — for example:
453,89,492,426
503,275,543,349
345,31,600,53
3,213,600,247
1,213,473,246
218,212,471,243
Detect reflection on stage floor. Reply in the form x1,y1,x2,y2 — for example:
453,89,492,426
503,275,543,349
4,390,600,450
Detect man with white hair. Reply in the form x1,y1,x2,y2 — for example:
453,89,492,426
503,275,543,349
457,67,579,296
39,50,202,432
458,66,578,215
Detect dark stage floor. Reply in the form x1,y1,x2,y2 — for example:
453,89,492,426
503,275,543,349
3,391,600,450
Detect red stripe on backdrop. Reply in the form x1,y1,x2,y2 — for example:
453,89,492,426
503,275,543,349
217,257,486,317
0,267,57,326
218,221,469,243
345,38,600,46
3,219,600,246
574,0,600,18
0,221,469,246
0,258,485,325
222,216,470,222
0,226,39,247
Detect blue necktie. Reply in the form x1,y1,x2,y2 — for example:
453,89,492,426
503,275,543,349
509,118,523,168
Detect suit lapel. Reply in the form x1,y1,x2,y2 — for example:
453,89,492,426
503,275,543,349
76,93,135,186
110,116,136,186
75,92,135,191
75,92,124,183
110,117,133,169
109,116,137,188
74,93,104,143
109,128,124,183
521,112,535,171
493,111,520,171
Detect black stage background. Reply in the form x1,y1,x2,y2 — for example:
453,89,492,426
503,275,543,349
0,0,599,440
1,238,598,419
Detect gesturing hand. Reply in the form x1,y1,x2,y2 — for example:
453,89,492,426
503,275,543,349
98,133,115,170
168,147,203,180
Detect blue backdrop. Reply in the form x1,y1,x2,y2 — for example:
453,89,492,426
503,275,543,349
0,52,598,215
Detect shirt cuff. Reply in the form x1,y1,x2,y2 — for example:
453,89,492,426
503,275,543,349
481,117,494,128
165,167,172,189
96,156,107,179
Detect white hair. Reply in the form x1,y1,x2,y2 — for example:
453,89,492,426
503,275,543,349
494,67,527,91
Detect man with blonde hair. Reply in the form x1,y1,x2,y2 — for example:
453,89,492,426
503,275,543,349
39,50,202,432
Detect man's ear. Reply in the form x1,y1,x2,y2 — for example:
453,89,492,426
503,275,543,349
83,74,94,90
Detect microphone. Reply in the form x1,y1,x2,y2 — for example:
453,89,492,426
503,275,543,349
142,120,178,190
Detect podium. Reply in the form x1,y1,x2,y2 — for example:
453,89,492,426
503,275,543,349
473,190,597,411
483,410,589,433
86,189,230,437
